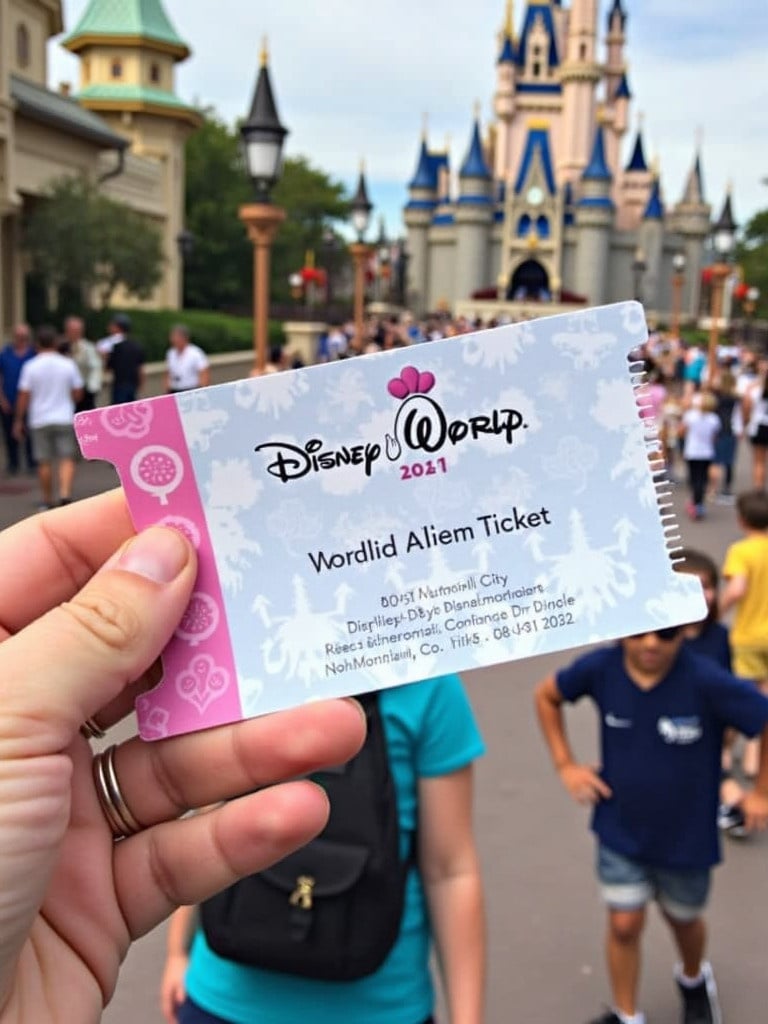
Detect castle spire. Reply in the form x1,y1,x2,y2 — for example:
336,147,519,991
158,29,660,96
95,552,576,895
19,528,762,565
680,143,706,206
625,127,648,173
460,113,491,180
643,176,664,220
583,124,612,182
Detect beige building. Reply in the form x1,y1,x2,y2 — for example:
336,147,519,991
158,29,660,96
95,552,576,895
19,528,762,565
0,0,198,336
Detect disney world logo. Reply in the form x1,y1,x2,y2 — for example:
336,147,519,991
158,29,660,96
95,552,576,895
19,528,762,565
253,365,528,484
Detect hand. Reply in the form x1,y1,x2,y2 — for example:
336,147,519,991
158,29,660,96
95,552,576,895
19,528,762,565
741,788,768,832
0,398,10,416
160,953,189,1024
558,763,613,806
0,492,366,1022
11,421,23,441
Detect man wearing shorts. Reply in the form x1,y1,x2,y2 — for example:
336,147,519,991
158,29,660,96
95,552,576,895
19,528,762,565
14,325,83,509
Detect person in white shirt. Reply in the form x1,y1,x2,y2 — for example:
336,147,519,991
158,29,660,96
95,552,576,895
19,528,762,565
13,325,83,509
164,325,210,393
681,392,721,521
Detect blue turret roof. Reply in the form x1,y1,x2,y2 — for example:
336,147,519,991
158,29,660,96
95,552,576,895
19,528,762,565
409,139,437,190
514,125,556,195
615,71,631,100
460,119,491,180
644,177,664,220
607,0,627,30
583,125,612,182
498,34,516,64
625,130,648,173
516,4,559,69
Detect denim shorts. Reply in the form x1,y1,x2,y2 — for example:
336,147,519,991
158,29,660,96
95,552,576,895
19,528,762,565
177,998,435,1024
597,843,711,922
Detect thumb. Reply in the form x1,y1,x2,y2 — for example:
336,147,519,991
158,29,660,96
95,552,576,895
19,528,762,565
0,526,196,753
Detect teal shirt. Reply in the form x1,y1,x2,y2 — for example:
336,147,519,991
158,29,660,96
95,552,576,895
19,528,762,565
185,675,485,1024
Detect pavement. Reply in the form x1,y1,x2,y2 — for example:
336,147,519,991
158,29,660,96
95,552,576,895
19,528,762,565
1,449,766,1023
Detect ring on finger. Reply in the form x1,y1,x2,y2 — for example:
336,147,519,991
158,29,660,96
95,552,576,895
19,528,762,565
93,744,144,840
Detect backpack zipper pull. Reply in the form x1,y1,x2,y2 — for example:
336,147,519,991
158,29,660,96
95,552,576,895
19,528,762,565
289,875,315,911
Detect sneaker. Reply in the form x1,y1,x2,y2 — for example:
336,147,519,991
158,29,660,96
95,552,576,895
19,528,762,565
676,961,722,1024
717,802,748,838
587,1012,623,1024
686,501,697,520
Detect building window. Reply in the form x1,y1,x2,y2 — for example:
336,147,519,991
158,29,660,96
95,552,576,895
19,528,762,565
150,62,161,84
532,61,541,77
16,23,30,68
111,59,123,79
580,42,587,60
517,214,532,238
536,215,550,240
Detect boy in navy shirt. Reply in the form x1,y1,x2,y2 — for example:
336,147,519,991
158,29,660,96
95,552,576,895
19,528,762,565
535,628,768,1024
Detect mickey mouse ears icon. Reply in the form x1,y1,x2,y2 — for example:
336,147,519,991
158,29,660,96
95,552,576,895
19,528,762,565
387,366,436,400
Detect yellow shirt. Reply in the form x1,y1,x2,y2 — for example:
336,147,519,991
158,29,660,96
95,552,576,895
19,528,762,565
723,534,768,647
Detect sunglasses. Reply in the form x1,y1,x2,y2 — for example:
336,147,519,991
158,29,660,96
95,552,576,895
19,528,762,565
629,626,682,642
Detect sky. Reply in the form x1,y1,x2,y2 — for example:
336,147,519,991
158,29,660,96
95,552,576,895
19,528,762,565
49,0,768,240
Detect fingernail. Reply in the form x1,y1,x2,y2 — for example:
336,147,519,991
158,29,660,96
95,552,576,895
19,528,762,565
117,527,190,583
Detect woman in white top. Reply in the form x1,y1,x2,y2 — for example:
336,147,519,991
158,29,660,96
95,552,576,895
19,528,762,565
742,357,768,490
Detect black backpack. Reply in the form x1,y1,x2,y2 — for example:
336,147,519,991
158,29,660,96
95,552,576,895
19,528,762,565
200,693,411,980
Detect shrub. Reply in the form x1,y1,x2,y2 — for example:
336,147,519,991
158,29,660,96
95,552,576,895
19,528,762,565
83,308,284,362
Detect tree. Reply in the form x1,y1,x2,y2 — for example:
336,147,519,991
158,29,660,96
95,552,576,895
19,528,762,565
183,110,351,309
182,110,252,311
24,177,164,309
736,208,768,316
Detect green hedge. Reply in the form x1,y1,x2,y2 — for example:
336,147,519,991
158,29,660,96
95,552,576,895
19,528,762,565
83,309,284,363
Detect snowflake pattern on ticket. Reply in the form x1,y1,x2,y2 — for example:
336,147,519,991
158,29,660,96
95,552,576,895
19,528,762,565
75,302,705,740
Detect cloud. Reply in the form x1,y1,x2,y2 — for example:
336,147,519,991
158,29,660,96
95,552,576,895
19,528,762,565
52,1,767,236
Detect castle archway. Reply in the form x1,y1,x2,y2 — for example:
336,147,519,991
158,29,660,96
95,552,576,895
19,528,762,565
507,259,550,301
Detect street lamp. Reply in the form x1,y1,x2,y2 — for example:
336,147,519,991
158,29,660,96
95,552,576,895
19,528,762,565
396,238,410,309
670,252,686,338
632,248,647,303
375,217,390,303
349,163,373,349
238,40,288,374
707,190,737,381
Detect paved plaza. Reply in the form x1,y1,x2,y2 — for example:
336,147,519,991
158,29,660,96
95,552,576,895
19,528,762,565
1,455,766,1023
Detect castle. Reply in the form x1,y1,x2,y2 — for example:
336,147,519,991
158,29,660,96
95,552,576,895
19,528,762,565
404,0,718,322
0,0,196,334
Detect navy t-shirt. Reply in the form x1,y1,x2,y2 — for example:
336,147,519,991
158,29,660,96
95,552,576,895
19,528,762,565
685,621,731,672
557,645,768,869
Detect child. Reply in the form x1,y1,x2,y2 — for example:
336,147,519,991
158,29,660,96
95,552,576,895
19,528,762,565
677,549,747,835
721,491,768,779
534,629,768,1024
680,392,720,520
161,674,486,1024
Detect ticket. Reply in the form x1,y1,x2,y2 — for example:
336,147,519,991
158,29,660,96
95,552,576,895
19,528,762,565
75,301,705,740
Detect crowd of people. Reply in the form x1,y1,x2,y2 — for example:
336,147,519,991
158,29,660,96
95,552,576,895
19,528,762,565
0,314,209,509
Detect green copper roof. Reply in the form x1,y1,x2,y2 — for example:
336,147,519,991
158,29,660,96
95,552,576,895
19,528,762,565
63,0,189,55
78,82,194,111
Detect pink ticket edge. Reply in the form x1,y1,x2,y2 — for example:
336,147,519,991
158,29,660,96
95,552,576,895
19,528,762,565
75,401,243,741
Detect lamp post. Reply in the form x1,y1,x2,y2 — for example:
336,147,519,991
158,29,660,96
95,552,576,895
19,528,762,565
670,253,686,338
349,164,373,349
707,191,737,383
238,42,288,374
632,248,647,303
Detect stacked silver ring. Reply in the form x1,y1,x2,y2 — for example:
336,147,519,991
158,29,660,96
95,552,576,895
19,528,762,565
92,744,144,840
